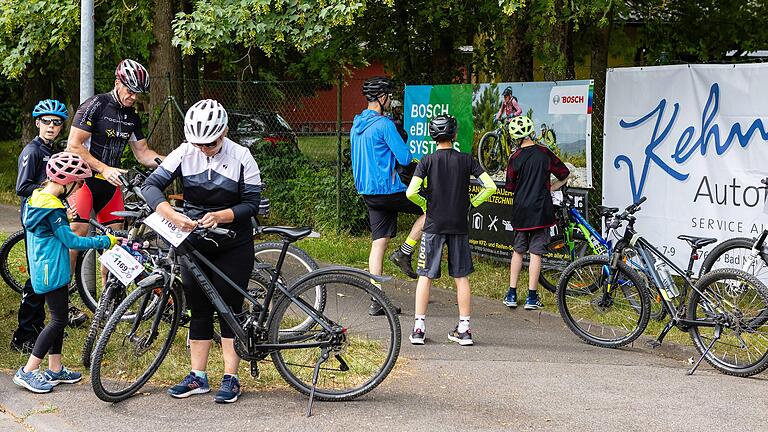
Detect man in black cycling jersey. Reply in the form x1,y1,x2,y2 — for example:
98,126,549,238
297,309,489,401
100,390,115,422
66,59,163,268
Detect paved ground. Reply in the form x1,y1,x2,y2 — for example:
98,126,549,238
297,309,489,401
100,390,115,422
1,204,767,432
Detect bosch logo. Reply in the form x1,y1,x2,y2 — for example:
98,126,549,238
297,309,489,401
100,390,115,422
561,95,584,104
552,95,560,105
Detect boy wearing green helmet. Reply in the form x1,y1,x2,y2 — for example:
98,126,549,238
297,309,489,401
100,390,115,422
503,116,570,310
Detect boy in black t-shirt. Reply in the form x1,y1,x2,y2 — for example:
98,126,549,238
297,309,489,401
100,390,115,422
503,116,570,310
405,115,496,345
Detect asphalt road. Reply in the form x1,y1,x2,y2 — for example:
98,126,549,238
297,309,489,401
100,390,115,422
0,204,766,431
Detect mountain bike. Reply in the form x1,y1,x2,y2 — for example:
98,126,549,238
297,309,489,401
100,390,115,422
477,119,517,176
90,224,401,416
557,197,768,376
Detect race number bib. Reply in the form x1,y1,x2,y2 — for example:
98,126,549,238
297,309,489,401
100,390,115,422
143,212,191,247
99,246,144,286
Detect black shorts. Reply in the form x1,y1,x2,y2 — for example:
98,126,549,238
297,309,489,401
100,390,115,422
363,192,423,241
71,176,124,225
513,228,551,255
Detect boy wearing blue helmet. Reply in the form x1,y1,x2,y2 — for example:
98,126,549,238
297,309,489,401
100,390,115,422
11,99,82,353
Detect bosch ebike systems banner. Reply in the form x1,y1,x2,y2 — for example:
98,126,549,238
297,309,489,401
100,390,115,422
604,64,768,269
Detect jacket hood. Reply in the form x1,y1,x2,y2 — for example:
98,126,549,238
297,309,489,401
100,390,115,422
352,110,387,135
24,189,65,231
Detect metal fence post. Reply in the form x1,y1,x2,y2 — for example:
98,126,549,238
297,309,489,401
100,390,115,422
336,74,343,234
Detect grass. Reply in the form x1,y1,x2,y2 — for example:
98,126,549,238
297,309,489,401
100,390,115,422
297,135,348,163
0,139,22,205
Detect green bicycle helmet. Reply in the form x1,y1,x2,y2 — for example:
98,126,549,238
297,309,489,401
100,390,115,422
508,116,534,139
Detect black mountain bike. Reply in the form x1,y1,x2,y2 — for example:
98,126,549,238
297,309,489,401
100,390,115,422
90,224,401,415
557,197,768,376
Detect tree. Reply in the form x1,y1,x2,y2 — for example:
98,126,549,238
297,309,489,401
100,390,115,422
149,0,183,155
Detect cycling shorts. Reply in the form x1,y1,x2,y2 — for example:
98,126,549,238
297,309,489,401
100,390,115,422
70,176,124,225
363,192,423,241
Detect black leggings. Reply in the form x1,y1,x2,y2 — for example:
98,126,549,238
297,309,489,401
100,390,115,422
181,240,254,340
31,285,68,359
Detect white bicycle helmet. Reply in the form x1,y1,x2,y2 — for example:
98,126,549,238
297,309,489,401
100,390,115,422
184,99,228,144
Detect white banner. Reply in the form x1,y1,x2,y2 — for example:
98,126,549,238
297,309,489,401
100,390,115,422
603,64,768,269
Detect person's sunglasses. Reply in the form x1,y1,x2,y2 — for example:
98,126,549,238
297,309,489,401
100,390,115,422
191,141,219,148
39,118,64,126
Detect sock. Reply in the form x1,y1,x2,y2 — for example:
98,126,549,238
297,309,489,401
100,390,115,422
457,316,470,333
370,278,382,290
414,315,426,332
400,237,418,255
192,369,207,379
509,286,516,293
224,373,238,379
528,289,538,299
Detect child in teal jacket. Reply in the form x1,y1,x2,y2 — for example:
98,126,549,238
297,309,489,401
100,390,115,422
13,152,117,394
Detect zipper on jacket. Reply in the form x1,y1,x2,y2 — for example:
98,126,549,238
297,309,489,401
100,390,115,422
44,263,48,286
207,156,212,181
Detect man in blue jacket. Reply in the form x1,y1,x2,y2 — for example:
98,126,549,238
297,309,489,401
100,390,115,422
351,76,425,316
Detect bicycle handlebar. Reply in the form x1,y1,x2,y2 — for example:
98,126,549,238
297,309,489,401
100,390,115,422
88,218,128,238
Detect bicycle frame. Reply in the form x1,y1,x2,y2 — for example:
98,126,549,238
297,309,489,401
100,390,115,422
173,239,336,351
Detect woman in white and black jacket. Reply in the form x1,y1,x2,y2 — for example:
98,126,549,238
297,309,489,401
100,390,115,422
141,99,261,404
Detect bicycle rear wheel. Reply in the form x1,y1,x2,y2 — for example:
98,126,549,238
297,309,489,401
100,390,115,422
557,255,650,348
0,229,27,293
688,268,768,377
269,272,401,401
90,281,182,402
477,132,503,176
75,248,106,312
539,232,591,293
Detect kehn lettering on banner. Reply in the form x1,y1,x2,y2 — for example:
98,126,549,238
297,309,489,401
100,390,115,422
603,64,768,270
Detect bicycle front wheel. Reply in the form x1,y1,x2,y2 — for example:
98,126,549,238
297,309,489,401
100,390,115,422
90,282,182,402
539,232,591,293
699,237,768,287
477,131,503,176
688,268,768,377
557,255,650,348
269,272,401,401
75,248,106,312
0,229,27,293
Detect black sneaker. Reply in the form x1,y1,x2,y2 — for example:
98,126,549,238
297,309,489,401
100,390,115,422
388,249,417,279
10,337,37,354
409,328,425,345
448,326,474,346
368,299,402,316
68,306,88,328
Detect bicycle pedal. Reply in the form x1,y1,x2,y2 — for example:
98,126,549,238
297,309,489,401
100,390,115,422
645,339,662,349
250,361,259,378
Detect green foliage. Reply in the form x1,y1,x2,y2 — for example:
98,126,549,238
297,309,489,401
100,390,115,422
250,139,367,234
0,0,80,79
472,83,499,140
172,0,367,57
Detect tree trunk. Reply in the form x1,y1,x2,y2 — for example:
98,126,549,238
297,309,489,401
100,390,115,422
500,9,533,82
21,63,50,145
181,0,200,108
149,0,183,155
542,0,574,81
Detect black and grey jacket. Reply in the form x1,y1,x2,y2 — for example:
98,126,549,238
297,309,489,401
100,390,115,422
141,138,262,246
16,136,55,199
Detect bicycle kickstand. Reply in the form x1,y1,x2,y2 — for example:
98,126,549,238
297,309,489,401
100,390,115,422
306,348,331,417
646,319,674,348
687,326,721,376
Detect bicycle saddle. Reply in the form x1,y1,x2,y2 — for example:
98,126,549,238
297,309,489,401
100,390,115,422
597,205,619,216
261,226,313,242
677,235,718,249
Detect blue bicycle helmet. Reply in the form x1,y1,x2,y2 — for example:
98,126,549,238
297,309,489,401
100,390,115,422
32,99,68,120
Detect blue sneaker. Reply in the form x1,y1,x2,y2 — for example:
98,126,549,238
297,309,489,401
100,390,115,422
44,366,82,385
503,288,517,308
168,372,210,398
524,294,544,310
13,367,53,394
214,374,241,404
